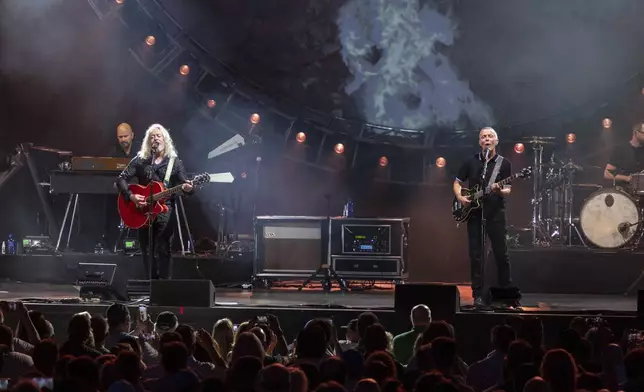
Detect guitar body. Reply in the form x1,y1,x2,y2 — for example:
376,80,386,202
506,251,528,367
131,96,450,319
117,182,169,229
452,185,483,223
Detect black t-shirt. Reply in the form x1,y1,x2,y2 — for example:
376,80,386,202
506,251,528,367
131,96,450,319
608,144,644,175
456,153,512,219
107,140,141,158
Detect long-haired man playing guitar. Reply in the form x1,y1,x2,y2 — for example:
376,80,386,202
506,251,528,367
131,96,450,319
453,127,514,307
116,124,193,280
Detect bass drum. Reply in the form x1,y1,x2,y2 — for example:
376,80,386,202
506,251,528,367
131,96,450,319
580,188,640,248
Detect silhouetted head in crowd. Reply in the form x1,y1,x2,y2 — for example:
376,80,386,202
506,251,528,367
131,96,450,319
357,312,379,341
0,325,14,351
231,332,265,366
250,326,268,350
116,350,144,385
213,318,234,358
314,380,346,392
91,314,108,348
288,367,309,392
298,363,320,391
363,324,389,355
226,355,263,392
117,335,141,356
68,355,100,392
159,331,183,346
295,325,327,359
513,363,539,392
154,311,179,334
161,341,189,374
506,340,535,378
32,339,58,377
381,378,403,392
414,321,454,352
106,303,131,334
431,337,457,375
319,356,346,384
305,319,333,346
492,324,516,353
410,305,431,329
413,371,449,392
67,313,94,346
541,349,577,392
260,363,291,392
624,348,644,383
585,325,615,361
364,351,397,384
569,317,589,337
523,376,549,392
175,324,197,354
354,378,380,392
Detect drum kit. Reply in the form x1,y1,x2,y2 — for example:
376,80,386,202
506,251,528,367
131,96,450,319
525,136,644,250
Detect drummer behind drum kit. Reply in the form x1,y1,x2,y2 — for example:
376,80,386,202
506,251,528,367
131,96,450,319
525,136,644,250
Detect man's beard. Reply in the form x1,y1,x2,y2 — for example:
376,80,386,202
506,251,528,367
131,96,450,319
120,142,130,148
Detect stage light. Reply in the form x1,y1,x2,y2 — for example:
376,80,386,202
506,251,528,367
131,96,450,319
295,132,306,143
566,133,576,144
250,113,261,124
602,118,612,129
145,36,156,46
179,65,190,76
514,143,525,154
334,143,345,154
116,0,124,3
436,157,446,168
241,172,247,179
379,156,389,167
207,99,216,108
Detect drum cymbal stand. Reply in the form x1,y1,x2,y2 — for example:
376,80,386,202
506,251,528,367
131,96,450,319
529,141,551,246
624,217,644,295
562,163,587,247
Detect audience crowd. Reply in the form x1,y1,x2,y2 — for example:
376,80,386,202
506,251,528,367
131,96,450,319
0,300,641,392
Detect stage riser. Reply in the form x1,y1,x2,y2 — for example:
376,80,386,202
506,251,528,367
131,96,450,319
485,249,644,294
0,254,252,291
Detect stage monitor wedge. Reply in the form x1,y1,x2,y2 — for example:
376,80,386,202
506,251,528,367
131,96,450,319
150,279,215,307
394,283,460,323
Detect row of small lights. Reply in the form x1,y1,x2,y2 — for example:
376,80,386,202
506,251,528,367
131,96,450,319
513,117,612,154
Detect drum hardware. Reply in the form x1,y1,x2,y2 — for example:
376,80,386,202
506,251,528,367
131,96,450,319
579,188,640,249
525,138,553,246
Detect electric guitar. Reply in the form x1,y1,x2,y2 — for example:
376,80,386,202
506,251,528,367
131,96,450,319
452,166,532,223
117,173,211,229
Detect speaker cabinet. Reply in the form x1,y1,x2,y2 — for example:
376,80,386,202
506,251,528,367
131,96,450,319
394,283,460,323
150,280,215,307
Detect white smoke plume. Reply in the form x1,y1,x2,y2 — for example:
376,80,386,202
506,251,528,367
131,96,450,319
336,0,494,130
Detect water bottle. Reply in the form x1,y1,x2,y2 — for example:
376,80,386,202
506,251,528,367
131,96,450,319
7,234,15,255
344,199,354,218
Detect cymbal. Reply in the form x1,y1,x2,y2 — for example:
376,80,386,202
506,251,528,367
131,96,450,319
522,136,556,140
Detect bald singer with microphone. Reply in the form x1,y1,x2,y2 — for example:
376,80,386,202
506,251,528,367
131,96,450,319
453,127,515,308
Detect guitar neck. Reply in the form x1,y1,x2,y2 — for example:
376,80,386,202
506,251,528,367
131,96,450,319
150,185,183,202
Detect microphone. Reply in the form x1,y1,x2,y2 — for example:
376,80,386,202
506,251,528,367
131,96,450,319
151,142,159,154
483,147,490,160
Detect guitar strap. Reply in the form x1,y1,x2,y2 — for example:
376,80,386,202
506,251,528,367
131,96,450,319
164,157,175,187
486,155,504,192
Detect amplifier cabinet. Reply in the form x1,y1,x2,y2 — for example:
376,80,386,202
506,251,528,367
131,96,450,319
329,217,408,279
254,216,328,277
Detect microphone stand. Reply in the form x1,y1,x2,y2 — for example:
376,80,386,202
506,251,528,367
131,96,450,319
146,158,156,281
480,148,490,307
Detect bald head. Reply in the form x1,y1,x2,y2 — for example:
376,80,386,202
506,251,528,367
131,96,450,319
411,305,431,328
116,123,134,153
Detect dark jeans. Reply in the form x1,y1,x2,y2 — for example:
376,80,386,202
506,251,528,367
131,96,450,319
466,212,512,298
138,206,175,279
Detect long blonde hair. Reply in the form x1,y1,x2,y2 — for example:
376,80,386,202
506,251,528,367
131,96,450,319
137,123,178,160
